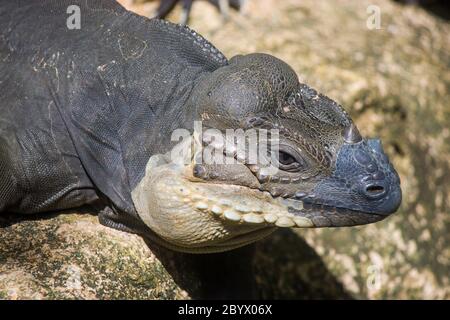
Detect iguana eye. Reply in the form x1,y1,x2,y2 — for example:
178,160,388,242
279,151,296,165
277,149,303,172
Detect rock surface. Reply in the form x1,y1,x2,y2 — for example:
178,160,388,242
1,0,449,299
1,211,350,299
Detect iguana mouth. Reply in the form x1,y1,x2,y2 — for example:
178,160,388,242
174,177,385,229
173,181,314,228
286,201,385,227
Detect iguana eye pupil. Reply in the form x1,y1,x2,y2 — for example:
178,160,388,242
276,149,305,172
279,151,296,165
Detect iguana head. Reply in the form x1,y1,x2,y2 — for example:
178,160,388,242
132,53,401,253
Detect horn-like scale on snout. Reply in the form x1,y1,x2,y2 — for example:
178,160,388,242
343,123,362,144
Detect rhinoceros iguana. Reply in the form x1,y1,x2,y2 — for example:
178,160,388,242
0,0,401,253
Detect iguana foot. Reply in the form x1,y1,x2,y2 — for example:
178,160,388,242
98,205,149,235
152,0,245,25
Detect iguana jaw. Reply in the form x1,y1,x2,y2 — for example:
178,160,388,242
157,173,387,229
175,167,389,229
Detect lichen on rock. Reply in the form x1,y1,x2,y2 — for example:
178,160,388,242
0,212,187,299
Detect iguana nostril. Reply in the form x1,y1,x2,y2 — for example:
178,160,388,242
364,184,386,199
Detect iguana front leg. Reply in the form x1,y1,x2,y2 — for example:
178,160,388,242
0,141,20,213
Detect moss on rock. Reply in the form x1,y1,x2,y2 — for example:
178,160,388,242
0,213,188,299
